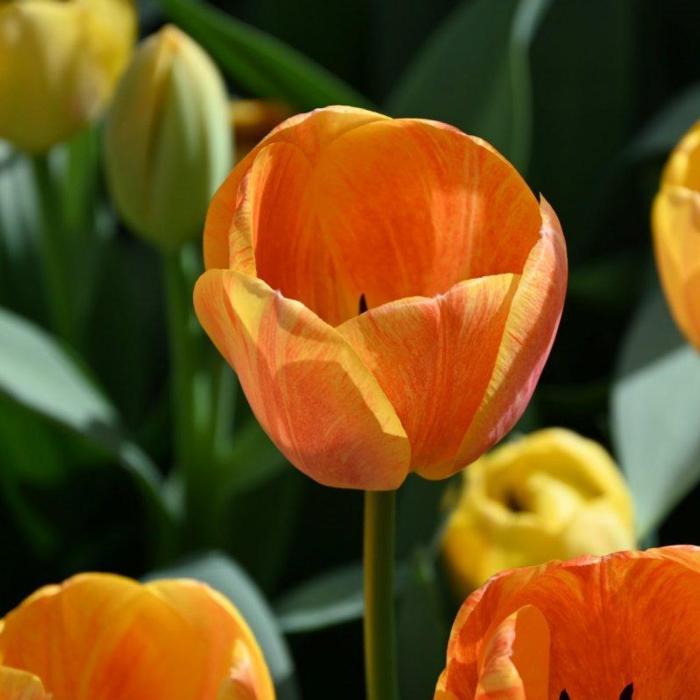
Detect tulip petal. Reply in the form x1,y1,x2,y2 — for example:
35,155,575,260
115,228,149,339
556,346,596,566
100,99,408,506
454,199,568,474
204,106,388,270
206,110,541,326
0,668,49,700
0,574,274,700
194,269,411,489
337,274,519,476
652,185,700,349
438,547,700,699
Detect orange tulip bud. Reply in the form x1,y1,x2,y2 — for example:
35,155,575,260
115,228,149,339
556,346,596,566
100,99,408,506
653,120,700,351
436,546,700,699
0,573,275,700
194,106,567,490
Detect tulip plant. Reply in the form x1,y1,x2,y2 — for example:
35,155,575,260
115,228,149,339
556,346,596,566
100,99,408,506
2,0,700,699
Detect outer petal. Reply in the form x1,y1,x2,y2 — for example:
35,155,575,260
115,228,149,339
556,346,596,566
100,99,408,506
438,546,700,699
204,106,388,270
193,269,410,489
337,274,520,475
0,574,274,700
0,668,49,700
452,198,568,477
652,185,700,350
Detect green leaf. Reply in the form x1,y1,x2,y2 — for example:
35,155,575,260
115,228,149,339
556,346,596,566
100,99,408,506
0,306,175,555
398,550,449,700
157,0,370,110
611,286,700,538
275,563,364,634
147,551,298,699
388,0,553,169
276,561,408,634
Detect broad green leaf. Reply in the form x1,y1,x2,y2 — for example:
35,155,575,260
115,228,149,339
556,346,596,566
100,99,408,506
388,0,553,170
148,551,298,699
0,306,174,552
398,550,449,700
276,561,408,634
157,0,370,110
611,287,700,538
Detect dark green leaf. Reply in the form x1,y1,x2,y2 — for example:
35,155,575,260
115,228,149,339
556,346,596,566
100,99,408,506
611,286,700,538
148,551,298,698
157,0,370,110
388,0,553,169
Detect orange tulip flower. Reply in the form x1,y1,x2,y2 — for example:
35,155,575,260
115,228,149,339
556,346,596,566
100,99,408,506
194,106,567,490
0,573,275,700
652,120,700,350
435,546,700,699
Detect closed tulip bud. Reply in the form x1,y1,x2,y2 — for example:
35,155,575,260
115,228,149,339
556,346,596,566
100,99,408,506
0,573,275,700
0,0,136,153
104,25,231,250
653,120,700,351
442,428,635,595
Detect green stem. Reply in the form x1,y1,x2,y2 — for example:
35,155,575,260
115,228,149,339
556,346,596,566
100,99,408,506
364,489,399,700
30,154,74,344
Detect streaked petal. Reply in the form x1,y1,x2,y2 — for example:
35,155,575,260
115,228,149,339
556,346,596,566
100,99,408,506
0,574,274,700
337,275,519,476
455,198,568,472
438,547,700,698
0,667,49,700
194,269,411,489
652,185,700,349
204,106,388,270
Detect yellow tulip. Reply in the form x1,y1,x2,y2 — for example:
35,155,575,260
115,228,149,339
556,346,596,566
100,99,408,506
653,120,700,350
441,428,635,595
104,25,232,251
0,573,275,700
0,0,136,152
230,99,293,163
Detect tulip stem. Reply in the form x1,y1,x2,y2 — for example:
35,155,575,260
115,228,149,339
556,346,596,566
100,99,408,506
364,489,399,700
30,153,74,345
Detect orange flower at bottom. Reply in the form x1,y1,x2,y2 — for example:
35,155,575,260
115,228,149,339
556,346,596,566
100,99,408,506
0,573,275,700
436,546,700,699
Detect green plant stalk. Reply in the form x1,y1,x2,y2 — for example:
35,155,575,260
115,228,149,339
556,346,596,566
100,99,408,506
364,489,399,700
30,154,74,344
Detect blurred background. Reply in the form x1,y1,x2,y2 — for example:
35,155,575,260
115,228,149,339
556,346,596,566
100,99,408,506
2,0,700,698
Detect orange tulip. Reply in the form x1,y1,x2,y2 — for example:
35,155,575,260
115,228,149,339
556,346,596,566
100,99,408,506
652,120,700,350
194,106,567,490
435,546,700,699
0,573,275,700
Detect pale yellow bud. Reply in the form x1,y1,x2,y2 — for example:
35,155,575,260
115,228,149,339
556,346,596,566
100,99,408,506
0,0,136,152
104,25,232,250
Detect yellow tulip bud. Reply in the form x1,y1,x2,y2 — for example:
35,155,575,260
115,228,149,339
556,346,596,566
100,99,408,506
104,25,232,250
653,120,700,351
230,98,293,163
441,428,635,595
0,0,136,152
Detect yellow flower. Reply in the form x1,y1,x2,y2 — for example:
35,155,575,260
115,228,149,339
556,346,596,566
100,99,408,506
230,99,293,163
441,428,635,595
0,0,136,152
104,25,232,251
653,120,700,350
0,573,275,700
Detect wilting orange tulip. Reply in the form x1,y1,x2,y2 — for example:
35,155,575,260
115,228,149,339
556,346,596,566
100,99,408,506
653,120,700,350
0,573,275,700
194,106,567,490
435,546,700,699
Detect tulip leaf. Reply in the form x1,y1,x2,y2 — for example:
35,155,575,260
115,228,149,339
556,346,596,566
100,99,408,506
147,551,298,699
0,306,174,539
398,549,449,700
275,561,408,634
156,0,371,110
611,287,700,538
387,0,553,170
